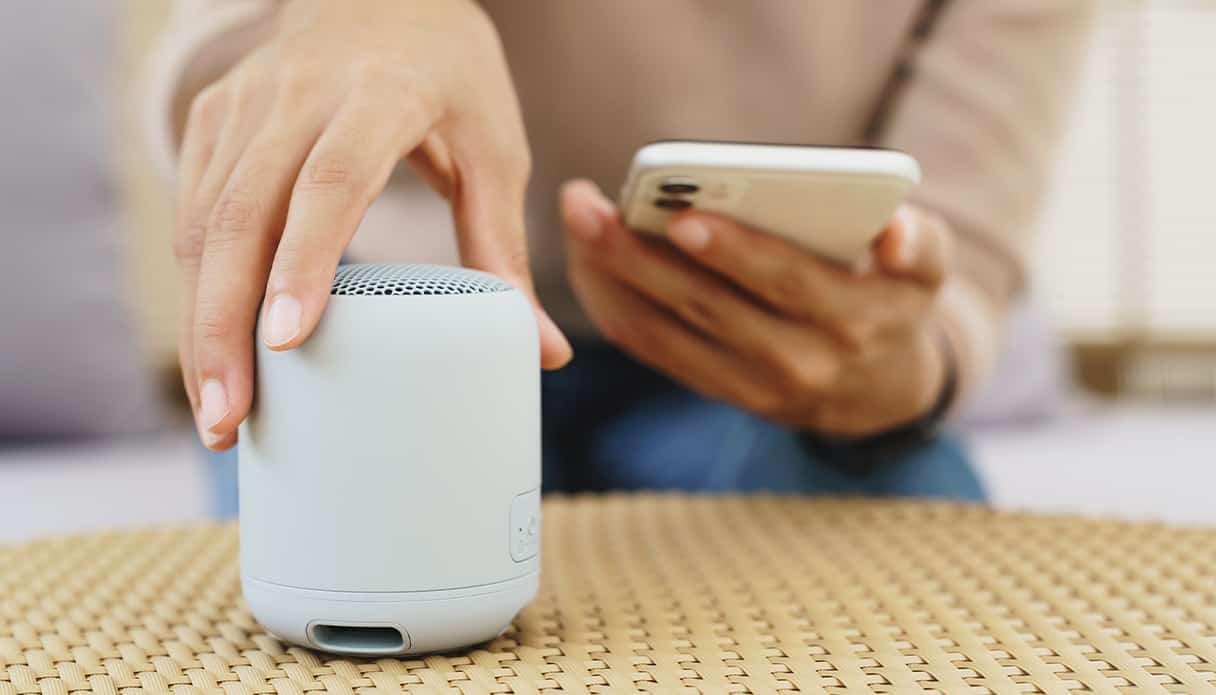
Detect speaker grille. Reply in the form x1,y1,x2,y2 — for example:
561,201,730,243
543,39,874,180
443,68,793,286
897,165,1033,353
330,263,513,296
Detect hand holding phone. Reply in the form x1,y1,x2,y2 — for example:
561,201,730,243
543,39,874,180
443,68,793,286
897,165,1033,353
618,141,920,264
561,141,953,437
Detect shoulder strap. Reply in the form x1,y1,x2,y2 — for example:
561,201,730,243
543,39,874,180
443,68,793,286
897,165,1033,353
863,0,950,143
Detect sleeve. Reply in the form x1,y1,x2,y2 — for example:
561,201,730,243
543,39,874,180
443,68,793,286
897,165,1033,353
142,0,282,180
874,0,1094,399
879,0,1094,305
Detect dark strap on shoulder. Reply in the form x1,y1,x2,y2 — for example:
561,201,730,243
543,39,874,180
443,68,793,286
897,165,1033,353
862,0,950,143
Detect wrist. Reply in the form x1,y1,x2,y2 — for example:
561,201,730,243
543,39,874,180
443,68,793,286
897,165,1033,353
868,324,957,442
907,321,953,425
799,324,958,464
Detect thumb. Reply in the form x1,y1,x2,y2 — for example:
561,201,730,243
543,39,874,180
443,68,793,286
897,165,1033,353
875,205,951,288
450,146,573,370
560,178,619,240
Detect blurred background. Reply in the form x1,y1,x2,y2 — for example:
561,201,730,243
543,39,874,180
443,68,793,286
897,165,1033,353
1,0,1213,541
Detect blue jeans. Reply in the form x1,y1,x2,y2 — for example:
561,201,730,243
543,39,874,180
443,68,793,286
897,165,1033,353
206,341,983,517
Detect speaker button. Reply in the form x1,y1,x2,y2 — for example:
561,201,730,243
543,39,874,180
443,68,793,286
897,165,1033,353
509,489,541,562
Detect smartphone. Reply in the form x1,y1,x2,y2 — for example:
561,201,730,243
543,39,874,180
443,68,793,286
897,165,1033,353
618,140,920,264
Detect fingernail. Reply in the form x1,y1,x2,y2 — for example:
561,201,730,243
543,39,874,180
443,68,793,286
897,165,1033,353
201,429,227,449
669,218,711,253
588,192,617,220
263,294,302,347
897,208,919,268
537,308,574,368
546,311,571,348
572,209,603,241
199,378,230,433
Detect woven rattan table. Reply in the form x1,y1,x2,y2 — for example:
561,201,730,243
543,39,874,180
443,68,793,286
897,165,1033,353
3,495,1215,694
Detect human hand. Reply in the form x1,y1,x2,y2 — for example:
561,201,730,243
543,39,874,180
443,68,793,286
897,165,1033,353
174,0,571,450
560,179,953,437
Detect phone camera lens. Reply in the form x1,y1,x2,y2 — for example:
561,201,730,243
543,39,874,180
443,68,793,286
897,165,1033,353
654,198,692,211
659,178,700,195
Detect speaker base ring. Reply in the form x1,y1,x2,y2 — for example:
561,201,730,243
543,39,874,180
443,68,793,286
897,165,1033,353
241,571,539,656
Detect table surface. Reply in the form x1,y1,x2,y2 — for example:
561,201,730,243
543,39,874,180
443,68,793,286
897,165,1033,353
2,494,1215,694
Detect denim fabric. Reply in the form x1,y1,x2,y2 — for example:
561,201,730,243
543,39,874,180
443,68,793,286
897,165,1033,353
206,341,983,518
539,342,984,498
208,445,239,519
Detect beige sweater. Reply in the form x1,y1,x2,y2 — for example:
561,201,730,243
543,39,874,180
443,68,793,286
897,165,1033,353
146,0,1092,398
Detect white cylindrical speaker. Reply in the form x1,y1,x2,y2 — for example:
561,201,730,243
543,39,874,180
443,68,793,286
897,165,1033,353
238,263,541,656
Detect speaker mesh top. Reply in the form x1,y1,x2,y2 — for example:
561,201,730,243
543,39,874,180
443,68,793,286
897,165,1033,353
330,264,513,296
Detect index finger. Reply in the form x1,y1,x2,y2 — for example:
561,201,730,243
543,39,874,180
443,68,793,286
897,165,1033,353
448,132,572,370
664,211,888,324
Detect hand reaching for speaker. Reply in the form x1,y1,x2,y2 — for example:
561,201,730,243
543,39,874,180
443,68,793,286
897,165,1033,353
172,0,571,450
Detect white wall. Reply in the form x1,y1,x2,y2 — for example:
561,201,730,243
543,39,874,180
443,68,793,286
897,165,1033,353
1032,1,1216,340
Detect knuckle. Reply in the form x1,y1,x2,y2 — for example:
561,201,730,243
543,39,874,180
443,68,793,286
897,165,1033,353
274,64,318,105
297,156,362,196
173,227,205,267
392,78,441,123
186,84,227,132
350,61,439,119
349,58,398,88
266,243,305,279
767,267,814,314
499,243,531,278
215,189,259,228
469,135,530,190
193,306,232,343
173,208,210,267
207,190,261,245
676,294,723,333
227,72,266,111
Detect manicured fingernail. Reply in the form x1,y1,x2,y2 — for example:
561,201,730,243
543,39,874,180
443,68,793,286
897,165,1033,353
539,309,574,367
588,194,617,220
897,208,919,268
545,313,572,351
263,294,302,348
199,378,230,432
669,219,711,253
202,430,227,449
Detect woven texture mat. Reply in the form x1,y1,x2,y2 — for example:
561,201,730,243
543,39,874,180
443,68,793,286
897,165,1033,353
3,495,1216,694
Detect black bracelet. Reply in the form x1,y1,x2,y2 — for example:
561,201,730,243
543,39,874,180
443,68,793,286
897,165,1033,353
799,327,959,470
